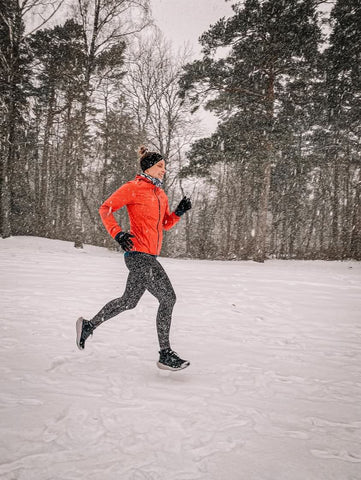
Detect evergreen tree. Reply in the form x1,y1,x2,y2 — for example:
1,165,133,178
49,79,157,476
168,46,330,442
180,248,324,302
179,0,322,261
29,20,85,237
324,0,361,259
0,0,32,237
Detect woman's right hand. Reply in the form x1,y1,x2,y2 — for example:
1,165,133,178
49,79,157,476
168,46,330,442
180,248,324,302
115,232,135,251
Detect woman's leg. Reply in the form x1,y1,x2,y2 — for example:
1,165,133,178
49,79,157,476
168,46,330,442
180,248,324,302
145,257,176,350
89,254,147,328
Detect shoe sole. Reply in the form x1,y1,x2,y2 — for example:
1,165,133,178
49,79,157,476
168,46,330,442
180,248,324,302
157,361,190,371
76,317,84,350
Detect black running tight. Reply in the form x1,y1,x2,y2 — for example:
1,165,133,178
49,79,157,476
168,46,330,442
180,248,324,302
90,252,176,350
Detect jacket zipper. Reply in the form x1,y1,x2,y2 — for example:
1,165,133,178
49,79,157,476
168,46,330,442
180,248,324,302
154,187,161,253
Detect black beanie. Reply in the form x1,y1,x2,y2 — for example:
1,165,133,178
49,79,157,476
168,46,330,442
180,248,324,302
140,152,164,172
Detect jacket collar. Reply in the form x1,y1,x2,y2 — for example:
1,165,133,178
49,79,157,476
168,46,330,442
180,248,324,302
137,173,163,188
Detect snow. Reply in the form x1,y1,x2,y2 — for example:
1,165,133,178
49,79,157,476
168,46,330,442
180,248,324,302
1,236,361,480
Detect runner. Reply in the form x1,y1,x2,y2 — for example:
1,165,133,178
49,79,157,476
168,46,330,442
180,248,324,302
76,146,192,371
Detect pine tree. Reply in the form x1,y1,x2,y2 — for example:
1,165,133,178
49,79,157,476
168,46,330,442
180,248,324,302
0,0,32,237
179,0,322,261
324,0,361,259
29,20,86,237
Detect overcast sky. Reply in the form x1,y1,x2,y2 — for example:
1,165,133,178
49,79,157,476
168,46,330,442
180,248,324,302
150,0,234,55
149,0,235,133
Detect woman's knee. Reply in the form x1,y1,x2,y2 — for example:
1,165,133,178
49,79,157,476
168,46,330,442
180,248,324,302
124,297,140,310
119,292,141,310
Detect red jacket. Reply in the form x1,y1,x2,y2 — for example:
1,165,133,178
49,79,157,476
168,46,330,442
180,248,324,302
99,175,180,255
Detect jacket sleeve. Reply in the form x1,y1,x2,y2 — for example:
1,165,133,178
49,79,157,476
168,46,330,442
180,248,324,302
162,198,180,231
99,182,134,238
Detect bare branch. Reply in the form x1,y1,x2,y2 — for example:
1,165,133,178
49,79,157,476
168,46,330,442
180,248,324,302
22,0,65,39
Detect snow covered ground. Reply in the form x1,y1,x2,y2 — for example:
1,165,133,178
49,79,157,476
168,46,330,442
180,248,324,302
1,236,361,480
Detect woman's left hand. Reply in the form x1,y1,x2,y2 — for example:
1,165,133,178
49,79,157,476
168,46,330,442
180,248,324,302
175,196,192,216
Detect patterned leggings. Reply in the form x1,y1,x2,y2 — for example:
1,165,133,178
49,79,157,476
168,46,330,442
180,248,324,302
90,252,176,350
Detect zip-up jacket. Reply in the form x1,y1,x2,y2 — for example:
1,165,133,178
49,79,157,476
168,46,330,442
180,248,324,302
99,175,180,255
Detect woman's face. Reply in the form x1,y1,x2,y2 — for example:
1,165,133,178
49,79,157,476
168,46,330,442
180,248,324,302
145,159,166,180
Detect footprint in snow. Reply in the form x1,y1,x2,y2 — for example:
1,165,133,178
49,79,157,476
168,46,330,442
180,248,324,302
47,356,72,372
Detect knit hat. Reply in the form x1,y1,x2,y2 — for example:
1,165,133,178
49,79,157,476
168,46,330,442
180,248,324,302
138,146,164,172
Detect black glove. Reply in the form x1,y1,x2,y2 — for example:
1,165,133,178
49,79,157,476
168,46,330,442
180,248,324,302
175,196,192,216
114,232,135,251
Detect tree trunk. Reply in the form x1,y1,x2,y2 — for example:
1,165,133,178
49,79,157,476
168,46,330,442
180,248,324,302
341,159,351,258
254,160,272,262
38,86,56,236
350,176,361,260
59,96,74,238
73,128,85,248
331,157,340,258
1,150,12,238
73,0,101,249
254,71,274,263
0,6,22,238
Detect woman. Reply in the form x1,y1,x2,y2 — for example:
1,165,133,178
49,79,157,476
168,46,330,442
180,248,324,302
76,146,192,371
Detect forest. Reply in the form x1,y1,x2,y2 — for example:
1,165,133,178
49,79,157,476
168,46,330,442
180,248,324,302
1,0,360,261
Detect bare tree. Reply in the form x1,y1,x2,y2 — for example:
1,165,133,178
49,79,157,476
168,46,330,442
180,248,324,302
72,0,151,248
121,31,200,254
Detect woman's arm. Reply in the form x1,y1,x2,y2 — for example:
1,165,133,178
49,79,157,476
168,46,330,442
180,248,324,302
99,182,133,238
163,199,181,231
163,195,192,230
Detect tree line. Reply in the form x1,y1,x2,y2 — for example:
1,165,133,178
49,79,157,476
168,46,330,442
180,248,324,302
0,0,195,254
179,0,361,261
1,0,360,261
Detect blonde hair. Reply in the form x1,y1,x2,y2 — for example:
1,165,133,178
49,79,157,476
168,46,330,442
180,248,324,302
138,145,148,159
